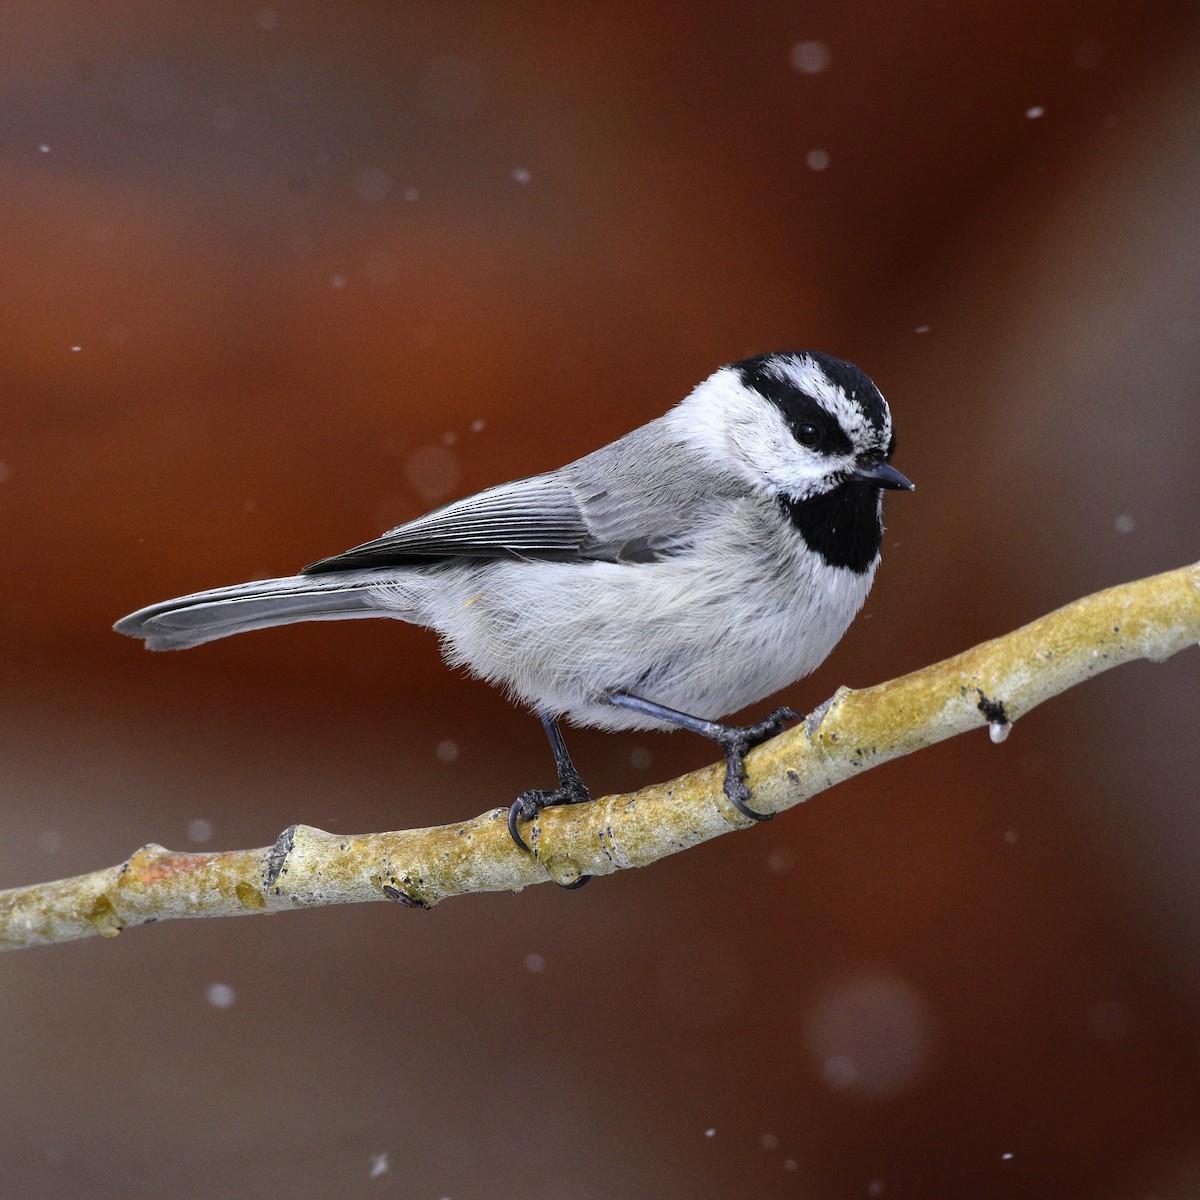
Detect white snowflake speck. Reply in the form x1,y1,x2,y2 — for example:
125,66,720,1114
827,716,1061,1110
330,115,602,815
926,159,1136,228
205,983,236,1009
406,444,461,503
767,846,795,874
789,41,831,74
186,818,214,844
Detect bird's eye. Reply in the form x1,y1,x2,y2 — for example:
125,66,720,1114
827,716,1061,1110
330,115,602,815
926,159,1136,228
795,422,822,447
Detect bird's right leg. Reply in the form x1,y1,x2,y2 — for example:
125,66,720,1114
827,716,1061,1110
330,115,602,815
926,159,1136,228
606,691,800,821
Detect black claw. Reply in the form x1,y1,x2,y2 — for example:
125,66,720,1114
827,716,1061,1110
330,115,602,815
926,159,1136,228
507,783,589,853
507,793,540,852
724,770,774,822
507,778,591,852
507,787,594,889
715,707,803,823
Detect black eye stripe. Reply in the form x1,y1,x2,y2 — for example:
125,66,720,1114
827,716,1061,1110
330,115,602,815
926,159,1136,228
786,415,843,453
734,354,874,457
751,379,853,455
733,351,889,440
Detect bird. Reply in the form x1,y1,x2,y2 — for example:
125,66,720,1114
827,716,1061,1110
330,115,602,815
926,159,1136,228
115,351,913,862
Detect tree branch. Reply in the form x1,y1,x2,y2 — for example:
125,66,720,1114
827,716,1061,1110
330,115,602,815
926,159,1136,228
4,561,1198,953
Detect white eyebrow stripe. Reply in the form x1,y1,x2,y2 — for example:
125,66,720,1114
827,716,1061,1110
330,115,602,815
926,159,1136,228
765,354,892,448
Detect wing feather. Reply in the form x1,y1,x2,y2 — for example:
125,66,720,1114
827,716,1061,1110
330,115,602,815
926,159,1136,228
304,474,605,573
302,420,746,575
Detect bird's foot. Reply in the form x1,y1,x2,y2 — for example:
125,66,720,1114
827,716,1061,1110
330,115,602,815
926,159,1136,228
507,772,590,853
713,706,802,821
606,691,802,825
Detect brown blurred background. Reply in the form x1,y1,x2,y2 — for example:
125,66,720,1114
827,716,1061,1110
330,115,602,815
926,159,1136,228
3,2,1200,1197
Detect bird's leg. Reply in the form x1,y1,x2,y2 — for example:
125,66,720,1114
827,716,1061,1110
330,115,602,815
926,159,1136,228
508,713,591,883
607,692,801,822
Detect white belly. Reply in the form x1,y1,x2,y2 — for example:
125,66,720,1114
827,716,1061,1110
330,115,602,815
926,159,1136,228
386,529,878,731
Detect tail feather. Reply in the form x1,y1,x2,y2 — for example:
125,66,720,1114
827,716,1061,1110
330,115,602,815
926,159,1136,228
114,573,403,651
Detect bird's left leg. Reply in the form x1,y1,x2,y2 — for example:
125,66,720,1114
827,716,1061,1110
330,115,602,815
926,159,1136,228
607,692,800,821
507,713,591,883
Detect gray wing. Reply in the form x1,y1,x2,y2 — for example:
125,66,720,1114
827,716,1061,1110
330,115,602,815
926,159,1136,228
304,468,665,574
303,421,746,576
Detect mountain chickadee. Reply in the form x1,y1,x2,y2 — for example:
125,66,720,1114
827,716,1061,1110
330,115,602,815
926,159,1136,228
116,351,912,860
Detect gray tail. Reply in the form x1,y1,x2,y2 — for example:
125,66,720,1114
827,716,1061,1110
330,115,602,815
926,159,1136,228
114,572,405,651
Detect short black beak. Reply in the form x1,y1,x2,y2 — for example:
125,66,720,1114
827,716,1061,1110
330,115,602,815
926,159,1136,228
850,459,915,491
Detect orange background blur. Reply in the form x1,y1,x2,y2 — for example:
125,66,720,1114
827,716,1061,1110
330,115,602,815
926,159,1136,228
3,3,1200,1197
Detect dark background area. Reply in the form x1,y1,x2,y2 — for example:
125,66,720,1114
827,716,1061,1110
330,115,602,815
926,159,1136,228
2,2,1199,1197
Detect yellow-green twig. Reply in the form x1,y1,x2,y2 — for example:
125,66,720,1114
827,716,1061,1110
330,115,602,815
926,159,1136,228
2,561,1197,953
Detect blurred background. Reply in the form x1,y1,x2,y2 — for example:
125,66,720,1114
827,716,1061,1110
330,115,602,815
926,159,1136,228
2,1,1199,1196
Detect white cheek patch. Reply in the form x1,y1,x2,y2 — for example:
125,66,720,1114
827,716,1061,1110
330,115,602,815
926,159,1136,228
726,398,853,497
669,370,840,494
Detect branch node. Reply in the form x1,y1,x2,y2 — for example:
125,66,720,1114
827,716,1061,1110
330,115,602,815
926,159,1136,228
86,893,124,938
803,696,835,737
805,685,856,741
263,825,296,891
542,857,587,889
381,882,430,909
235,881,267,909
972,688,1013,743
974,689,1009,726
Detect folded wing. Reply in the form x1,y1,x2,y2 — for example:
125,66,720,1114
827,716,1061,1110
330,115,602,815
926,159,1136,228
304,470,667,573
